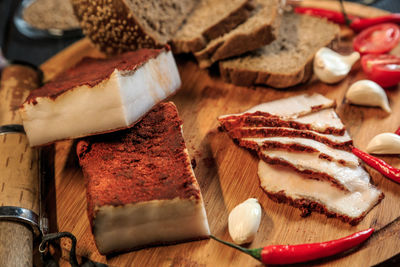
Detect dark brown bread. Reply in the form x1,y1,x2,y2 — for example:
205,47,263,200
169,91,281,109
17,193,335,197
219,13,340,88
171,0,254,54
72,0,197,54
72,0,254,55
194,0,280,68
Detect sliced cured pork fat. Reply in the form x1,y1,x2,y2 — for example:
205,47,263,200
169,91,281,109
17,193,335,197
21,47,181,146
77,102,210,254
240,136,359,167
219,109,345,136
228,127,352,151
218,93,383,224
258,161,383,225
219,93,335,120
259,150,371,192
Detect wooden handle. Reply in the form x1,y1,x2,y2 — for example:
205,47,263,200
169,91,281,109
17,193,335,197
0,221,33,267
0,65,41,266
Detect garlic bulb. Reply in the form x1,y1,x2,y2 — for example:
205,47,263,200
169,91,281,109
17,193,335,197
346,80,391,113
367,133,400,154
314,47,360,84
228,198,262,245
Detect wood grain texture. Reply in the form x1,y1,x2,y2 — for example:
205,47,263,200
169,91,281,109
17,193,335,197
37,2,400,266
0,221,33,267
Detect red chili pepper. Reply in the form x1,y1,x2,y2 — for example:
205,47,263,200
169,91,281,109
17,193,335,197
210,228,374,265
294,6,400,32
294,7,358,25
395,127,400,136
351,14,400,32
352,147,400,183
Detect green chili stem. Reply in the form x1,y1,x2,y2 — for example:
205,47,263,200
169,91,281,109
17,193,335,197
339,0,351,26
210,235,261,261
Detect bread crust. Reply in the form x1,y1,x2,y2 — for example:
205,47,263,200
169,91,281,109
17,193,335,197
220,56,314,88
71,0,164,54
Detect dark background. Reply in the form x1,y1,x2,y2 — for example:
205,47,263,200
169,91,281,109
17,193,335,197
0,0,400,66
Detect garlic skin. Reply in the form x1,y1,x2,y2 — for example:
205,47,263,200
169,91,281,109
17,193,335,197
228,198,262,245
346,80,391,113
367,133,400,154
313,47,360,84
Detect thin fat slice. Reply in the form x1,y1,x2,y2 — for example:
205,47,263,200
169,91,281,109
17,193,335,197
219,108,345,136
292,109,344,135
229,127,352,150
20,47,181,146
241,136,359,167
219,93,335,120
258,161,383,225
260,150,371,192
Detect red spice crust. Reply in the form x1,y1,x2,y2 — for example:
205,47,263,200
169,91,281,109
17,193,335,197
261,189,384,225
77,102,201,226
227,127,352,151
219,112,345,136
25,47,168,104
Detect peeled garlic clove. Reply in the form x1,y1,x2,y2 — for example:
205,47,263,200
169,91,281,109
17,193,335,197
367,133,400,154
228,198,262,245
314,47,360,84
346,80,391,113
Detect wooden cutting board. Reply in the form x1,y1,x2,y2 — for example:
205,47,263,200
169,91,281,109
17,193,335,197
37,1,400,266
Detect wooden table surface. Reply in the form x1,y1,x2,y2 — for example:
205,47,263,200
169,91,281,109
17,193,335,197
36,1,400,266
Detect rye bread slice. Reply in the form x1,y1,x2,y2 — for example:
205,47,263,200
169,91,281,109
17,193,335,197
219,13,340,88
194,0,280,68
171,0,254,54
72,0,197,54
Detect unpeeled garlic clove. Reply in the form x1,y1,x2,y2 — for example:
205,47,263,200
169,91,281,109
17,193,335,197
314,47,360,84
367,133,400,154
346,80,391,113
228,198,262,245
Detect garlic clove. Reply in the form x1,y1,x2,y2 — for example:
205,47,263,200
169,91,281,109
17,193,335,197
366,133,400,154
228,198,262,245
346,80,391,113
313,47,360,84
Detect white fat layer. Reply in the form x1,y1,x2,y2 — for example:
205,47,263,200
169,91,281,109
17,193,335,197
219,93,334,119
243,136,359,166
21,50,181,146
260,149,370,192
121,50,181,125
94,198,210,254
241,127,352,144
293,108,344,132
258,161,381,219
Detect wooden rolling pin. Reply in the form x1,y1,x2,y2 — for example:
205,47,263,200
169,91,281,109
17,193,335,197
0,64,41,267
